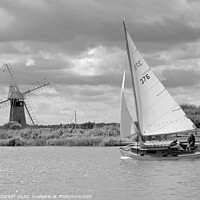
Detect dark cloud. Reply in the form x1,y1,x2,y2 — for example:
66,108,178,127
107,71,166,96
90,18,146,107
78,89,105,97
132,18,200,43
1,0,200,55
162,69,200,88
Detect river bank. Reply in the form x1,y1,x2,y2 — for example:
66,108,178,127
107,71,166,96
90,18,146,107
1,116,200,146
0,125,131,146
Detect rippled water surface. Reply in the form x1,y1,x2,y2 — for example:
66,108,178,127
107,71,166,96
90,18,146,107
0,147,200,200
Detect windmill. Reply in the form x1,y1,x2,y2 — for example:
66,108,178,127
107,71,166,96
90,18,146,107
0,64,49,128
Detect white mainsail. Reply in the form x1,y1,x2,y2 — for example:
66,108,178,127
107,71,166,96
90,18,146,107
120,70,138,137
123,26,196,137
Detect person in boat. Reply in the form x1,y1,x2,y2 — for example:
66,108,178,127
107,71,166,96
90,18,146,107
168,140,184,150
186,133,195,151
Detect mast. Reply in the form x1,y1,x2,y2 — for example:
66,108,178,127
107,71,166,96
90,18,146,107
123,20,144,142
75,110,77,134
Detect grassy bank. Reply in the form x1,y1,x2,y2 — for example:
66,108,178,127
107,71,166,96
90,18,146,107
1,103,200,146
0,124,130,146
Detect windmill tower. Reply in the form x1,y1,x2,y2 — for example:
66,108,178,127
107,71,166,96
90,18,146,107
0,64,49,127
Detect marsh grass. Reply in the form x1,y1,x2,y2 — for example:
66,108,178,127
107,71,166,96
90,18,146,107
0,124,126,146
1,104,200,147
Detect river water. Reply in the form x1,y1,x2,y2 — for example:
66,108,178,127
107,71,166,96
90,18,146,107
0,147,200,200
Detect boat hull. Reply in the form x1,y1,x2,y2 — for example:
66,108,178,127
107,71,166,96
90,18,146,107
120,144,200,160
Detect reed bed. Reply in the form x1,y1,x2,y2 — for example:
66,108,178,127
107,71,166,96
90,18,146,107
1,103,200,147
0,124,128,146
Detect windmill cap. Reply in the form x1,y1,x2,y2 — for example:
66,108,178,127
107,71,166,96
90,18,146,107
9,91,24,99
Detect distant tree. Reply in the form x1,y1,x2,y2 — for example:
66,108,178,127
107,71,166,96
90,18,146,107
81,122,95,129
181,104,200,128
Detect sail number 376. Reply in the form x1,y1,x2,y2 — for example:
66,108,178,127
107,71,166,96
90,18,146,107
140,74,150,84
134,60,151,84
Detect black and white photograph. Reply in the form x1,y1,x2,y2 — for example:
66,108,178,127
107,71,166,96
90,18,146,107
0,0,200,200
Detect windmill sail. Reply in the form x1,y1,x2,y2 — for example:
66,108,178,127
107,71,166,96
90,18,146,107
123,30,195,137
2,64,20,92
24,99,38,125
120,70,138,137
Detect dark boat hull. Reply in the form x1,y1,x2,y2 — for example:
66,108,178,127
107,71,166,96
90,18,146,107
120,143,200,160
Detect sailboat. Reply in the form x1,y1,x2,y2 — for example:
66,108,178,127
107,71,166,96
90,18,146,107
120,20,200,160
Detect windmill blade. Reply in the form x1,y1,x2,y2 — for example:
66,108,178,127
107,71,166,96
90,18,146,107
1,64,20,92
23,79,49,95
0,99,9,109
24,99,38,125
0,99,9,104
24,103,35,125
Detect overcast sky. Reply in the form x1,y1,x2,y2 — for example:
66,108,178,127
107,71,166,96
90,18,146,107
0,0,200,125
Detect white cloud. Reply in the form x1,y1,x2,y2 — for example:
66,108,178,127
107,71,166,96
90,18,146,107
25,59,36,67
69,46,124,77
